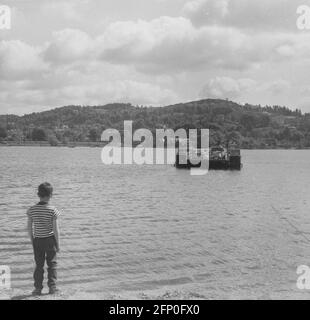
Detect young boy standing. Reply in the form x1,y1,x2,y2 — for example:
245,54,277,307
26,182,61,296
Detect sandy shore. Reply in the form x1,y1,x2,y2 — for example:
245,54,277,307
2,287,309,300
0,287,207,300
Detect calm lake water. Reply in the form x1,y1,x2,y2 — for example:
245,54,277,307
1,147,310,299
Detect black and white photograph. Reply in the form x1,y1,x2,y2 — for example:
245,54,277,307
1,0,310,303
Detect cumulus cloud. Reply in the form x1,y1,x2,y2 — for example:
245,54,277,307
44,29,94,63
0,76,178,114
199,77,293,103
96,16,264,73
0,40,47,80
55,80,178,106
262,80,291,95
1,0,310,114
183,0,229,25
96,14,310,74
199,77,256,99
183,0,304,31
40,0,90,22
0,46,179,113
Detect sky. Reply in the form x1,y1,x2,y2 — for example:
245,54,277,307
1,0,310,115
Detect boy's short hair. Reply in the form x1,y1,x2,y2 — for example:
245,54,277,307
38,182,53,198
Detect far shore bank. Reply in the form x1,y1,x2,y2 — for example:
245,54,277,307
0,142,310,150
0,141,108,148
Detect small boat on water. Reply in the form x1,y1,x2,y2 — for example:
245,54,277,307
175,145,242,170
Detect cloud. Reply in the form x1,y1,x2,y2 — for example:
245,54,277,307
183,0,304,31
0,40,47,80
183,0,229,25
199,76,256,99
0,78,178,115
96,16,262,73
56,80,178,106
199,77,293,105
262,80,291,95
0,56,179,114
2,0,310,114
96,14,310,74
44,29,94,63
40,0,90,22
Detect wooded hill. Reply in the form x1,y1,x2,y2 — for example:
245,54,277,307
0,99,309,149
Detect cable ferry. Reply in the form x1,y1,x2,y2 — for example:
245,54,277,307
175,145,242,171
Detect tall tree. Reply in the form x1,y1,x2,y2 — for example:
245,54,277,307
88,128,99,142
32,128,47,141
0,126,7,139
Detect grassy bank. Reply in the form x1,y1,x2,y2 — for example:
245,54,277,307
0,141,108,147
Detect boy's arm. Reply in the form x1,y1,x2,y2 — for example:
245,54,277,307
27,216,33,243
53,218,60,252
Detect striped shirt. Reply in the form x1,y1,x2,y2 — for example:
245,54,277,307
27,203,61,238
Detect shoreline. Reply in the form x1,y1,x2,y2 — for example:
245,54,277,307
2,285,308,300
0,143,310,150
2,287,208,301
0,142,108,148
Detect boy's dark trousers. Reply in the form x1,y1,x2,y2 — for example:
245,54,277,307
32,236,57,290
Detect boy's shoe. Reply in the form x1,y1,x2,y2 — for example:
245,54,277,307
48,287,60,295
32,288,42,296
